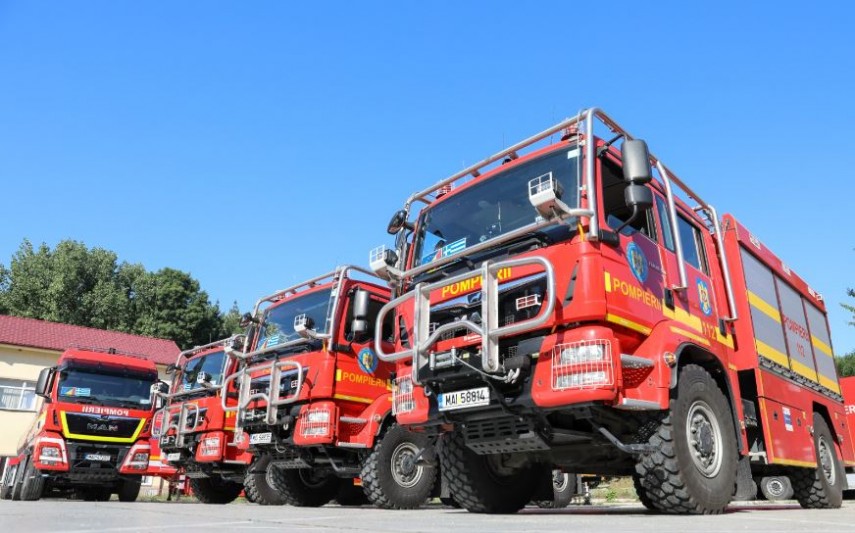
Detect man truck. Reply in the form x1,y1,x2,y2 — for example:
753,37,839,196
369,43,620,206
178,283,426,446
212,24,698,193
369,108,852,514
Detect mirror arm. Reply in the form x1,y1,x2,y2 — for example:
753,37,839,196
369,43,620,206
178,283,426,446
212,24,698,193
612,205,642,236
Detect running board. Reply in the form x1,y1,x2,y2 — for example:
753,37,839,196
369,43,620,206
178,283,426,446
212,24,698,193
336,442,368,449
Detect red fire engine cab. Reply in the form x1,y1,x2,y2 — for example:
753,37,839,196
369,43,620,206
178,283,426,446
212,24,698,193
153,337,282,504
369,108,852,514
225,266,437,508
1,347,159,501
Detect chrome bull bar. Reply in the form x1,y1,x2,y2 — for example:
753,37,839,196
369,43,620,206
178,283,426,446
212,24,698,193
221,359,304,439
375,256,556,383
153,402,202,448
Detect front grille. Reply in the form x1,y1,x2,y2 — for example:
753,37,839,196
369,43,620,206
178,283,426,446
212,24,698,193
65,442,130,479
64,412,141,439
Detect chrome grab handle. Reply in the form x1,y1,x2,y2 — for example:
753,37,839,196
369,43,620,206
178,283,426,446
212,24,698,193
374,255,557,381
222,359,304,434
176,403,200,447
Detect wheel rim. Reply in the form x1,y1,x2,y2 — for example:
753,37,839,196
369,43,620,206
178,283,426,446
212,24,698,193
553,471,569,492
766,478,785,498
390,441,423,488
818,436,837,486
686,400,723,478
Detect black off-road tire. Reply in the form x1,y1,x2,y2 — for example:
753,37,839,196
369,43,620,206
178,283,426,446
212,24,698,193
632,474,659,511
244,456,286,506
759,476,793,501
267,466,338,507
0,479,12,500
634,364,738,514
11,457,29,501
534,471,575,509
361,424,437,509
189,475,243,504
790,414,843,509
439,430,545,514
335,479,369,506
19,459,44,501
118,478,142,502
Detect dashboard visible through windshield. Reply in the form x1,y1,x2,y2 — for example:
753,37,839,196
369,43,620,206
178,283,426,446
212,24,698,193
412,146,580,267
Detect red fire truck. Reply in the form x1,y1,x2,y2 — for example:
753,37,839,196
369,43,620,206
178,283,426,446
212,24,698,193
225,266,437,508
153,337,283,504
0,347,160,501
369,108,852,514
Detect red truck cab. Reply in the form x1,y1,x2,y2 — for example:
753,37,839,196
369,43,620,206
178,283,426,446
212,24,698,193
3,347,159,501
227,265,437,508
153,337,261,504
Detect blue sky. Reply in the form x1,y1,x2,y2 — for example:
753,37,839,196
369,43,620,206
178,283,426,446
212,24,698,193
0,2,853,353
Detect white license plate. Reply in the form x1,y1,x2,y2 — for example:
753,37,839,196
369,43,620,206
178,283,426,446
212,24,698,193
166,452,181,461
85,453,111,462
438,387,490,412
249,432,272,445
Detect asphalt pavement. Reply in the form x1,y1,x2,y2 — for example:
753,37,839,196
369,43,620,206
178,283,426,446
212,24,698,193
3,500,855,532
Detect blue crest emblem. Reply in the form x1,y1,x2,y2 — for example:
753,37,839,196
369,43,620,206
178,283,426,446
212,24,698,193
626,242,648,283
357,347,378,374
697,278,713,316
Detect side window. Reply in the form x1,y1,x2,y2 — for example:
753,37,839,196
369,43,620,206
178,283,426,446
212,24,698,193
676,215,709,274
655,196,675,251
601,158,657,241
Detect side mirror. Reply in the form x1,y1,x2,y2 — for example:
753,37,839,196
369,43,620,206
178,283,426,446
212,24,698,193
624,183,653,211
153,381,170,395
294,314,318,339
165,363,178,375
622,139,652,184
239,312,255,328
387,210,412,235
35,367,53,399
350,289,371,341
611,185,654,238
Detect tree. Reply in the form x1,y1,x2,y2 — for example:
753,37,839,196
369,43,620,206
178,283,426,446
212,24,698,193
0,239,234,350
221,301,245,337
844,288,855,328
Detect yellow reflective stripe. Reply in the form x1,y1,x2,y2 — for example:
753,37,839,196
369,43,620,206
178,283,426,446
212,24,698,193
604,272,612,292
811,335,833,357
669,326,711,346
755,339,789,367
332,394,374,405
789,359,818,382
662,304,703,333
606,313,652,335
60,412,145,444
717,331,734,349
336,369,343,381
747,291,781,323
771,457,816,468
818,375,841,394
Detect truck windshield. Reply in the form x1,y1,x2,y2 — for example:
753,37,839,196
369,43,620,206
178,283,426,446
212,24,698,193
58,369,156,409
412,146,580,267
178,350,226,391
255,289,333,350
